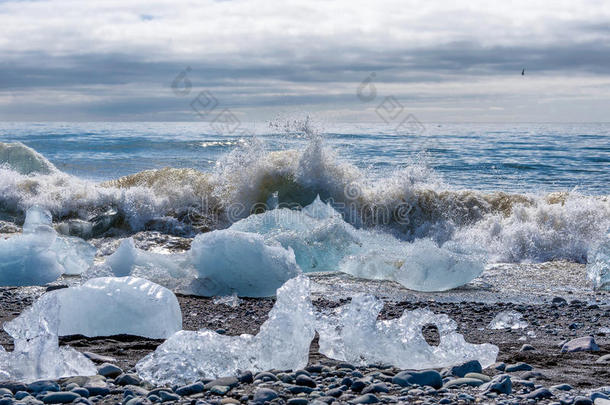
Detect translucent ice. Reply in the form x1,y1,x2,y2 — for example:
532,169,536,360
587,233,610,290
0,141,58,175
316,294,498,369
0,294,96,382
189,230,301,297
0,206,96,285
7,277,182,339
488,310,529,330
136,275,315,385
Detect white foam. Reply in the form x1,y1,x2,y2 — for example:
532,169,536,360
587,231,610,290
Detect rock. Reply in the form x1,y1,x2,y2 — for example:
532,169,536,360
592,392,610,402
286,385,313,395
253,388,278,403
254,372,278,382
41,392,81,404
493,362,506,371
551,384,573,391
70,388,89,397
352,394,379,404
125,398,149,405
210,385,231,395
175,382,205,396
595,399,610,405
82,352,117,363
505,362,532,372
561,336,600,352
238,371,254,384
596,354,610,363
450,360,482,377
326,388,343,397
97,363,123,378
463,373,491,382
0,383,27,394
362,383,389,394
220,399,240,405
116,374,142,386
573,397,593,405
526,388,553,400
27,381,60,393
480,375,512,395
287,399,309,405
443,378,485,389
123,385,149,397
521,371,546,380
15,391,30,400
552,297,568,306
350,380,367,393
392,370,443,389
295,375,316,388
204,377,239,390
159,391,180,402
0,388,12,396
520,344,536,352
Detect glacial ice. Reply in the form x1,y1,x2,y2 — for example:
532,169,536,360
488,310,528,330
316,294,498,369
136,275,315,385
7,277,182,339
587,233,610,290
0,294,96,382
0,141,58,175
0,206,96,285
189,230,301,297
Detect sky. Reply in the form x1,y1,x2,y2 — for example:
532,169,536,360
1,0,610,122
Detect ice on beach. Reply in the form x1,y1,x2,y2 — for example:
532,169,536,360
587,233,610,290
488,310,529,330
316,294,498,369
6,277,182,339
0,206,96,286
0,294,96,382
0,141,57,175
136,275,315,385
189,230,301,297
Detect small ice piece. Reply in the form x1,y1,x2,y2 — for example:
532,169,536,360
340,236,485,292
0,294,96,382
6,277,182,339
136,275,315,385
189,230,301,297
230,196,360,271
488,310,529,330
105,237,192,289
587,234,610,290
213,293,241,308
316,294,498,369
0,206,96,285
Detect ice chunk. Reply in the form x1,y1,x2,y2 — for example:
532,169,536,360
488,310,529,330
0,294,96,382
0,206,96,285
230,197,360,272
0,141,57,175
136,275,315,385
6,277,182,339
316,294,498,369
213,293,241,308
189,230,301,297
340,236,485,292
587,233,610,290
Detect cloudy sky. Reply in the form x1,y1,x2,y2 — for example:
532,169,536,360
1,0,609,122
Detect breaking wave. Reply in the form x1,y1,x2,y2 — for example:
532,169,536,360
0,130,608,265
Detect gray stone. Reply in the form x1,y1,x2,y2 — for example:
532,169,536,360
15,391,30,400
287,399,308,405
97,363,123,378
573,397,593,405
595,399,610,405
253,372,278,382
551,384,573,391
175,383,205,396
286,385,314,394
392,370,442,389
295,375,316,388
349,380,367,393
27,381,60,393
520,344,536,351
125,398,150,405
450,360,482,377
252,388,278,403
596,354,610,363
238,371,254,384
463,373,491,382
561,336,600,353
70,388,89,397
204,377,239,390
82,352,117,363
159,391,180,402
209,386,231,396
493,362,506,371
505,362,532,372
116,374,142,386
362,383,388,394
480,375,512,395
0,388,11,396
352,394,379,404
41,392,81,404
526,388,553,400
0,383,26,394
443,378,485,389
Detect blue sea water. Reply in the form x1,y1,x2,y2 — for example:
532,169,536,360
0,121,608,194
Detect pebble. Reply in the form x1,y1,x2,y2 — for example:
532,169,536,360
159,390,180,402
97,363,123,378
551,384,573,391
443,378,485,389
209,385,231,395
463,373,491,382
505,362,533,372
252,388,278,403
238,371,254,384
295,375,316,388
352,393,379,404
0,383,27,394
287,399,308,405
41,392,80,404
596,354,610,363
82,352,117,363
526,388,553,400
520,344,536,351
392,370,442,389
450,360,482,377
561,336,600,352
573,396,593,405
362,383,389,394
204,377,239,390
254,372,278,382
480,375,512,395
115,374,142,386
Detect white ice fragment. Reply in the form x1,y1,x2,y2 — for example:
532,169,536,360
0,294,96,382
189,230,301,297
340,236,485,292
488,310,529,330
6,277,182,339
136,275,315,385
316,294,498,369
0,206,95,285
213,293,241,308
587,233,610,290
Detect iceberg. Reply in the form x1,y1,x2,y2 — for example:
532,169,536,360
7,277,182,339
0,206,96,286
587,233,610,290
0,141,57,175
488,310,528,330
316,294,498,369
189,230,301,297
0,294,96,382
136,275,315,385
